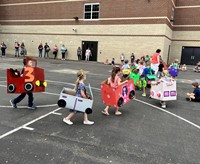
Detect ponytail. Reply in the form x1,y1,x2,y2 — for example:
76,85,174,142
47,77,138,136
74,69,85,91
111,66,120,82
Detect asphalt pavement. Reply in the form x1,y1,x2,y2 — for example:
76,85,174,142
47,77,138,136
0,57,200,164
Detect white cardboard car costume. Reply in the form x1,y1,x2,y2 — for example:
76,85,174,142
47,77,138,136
150,78,177,101
57,84,93,114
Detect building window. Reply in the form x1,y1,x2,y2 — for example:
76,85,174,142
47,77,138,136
84,3,99,20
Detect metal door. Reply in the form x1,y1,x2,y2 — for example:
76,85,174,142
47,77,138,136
81,41,98,61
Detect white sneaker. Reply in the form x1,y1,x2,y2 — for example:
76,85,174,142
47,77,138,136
63,118,73,125
83,120,94,125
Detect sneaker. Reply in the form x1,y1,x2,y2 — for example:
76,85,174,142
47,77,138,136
63,118,73,125
83,120,94,125
186,97,191,101
27,104,37,110
10,99,17,108
142,93,146,97
161,104,166,108
149,95,152,99
160,101,166,108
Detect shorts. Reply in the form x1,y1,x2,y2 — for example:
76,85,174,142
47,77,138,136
151,63,159,72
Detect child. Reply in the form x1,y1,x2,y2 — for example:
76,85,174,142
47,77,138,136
169,59,179,77
10,59,37,110
102,66,128,116
170,59,179,69
157,70,174,108
63,69,94,125
157,60,164,78
138,61,145,75
194,61,200,72
180,64,187,71
186,82,200,102
141,63,155,97
122,59,130,78
120,53,125,65
111,58,115,65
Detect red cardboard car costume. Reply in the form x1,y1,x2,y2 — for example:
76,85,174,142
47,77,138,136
7,57,47,93
100,79,135,108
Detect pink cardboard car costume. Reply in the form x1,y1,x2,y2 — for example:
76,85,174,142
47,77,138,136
100,79,135,108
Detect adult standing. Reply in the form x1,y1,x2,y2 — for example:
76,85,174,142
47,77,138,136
85,48,91,62
14,41,20,57
1,42,7,57
151,49,161,74
130,53,135,64
77,47,82,60
38,43,43,58
53,44,58,59
44,43,50,58
60,44,67,60
20,42,27,57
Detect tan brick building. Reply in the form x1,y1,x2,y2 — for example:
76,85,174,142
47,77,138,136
0,0,200,64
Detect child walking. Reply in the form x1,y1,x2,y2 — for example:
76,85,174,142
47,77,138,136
63,69,94,125
10,59,37,109
102,66,128,116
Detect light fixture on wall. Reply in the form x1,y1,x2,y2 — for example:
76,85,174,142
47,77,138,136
73,16,79,21
72,28,77,32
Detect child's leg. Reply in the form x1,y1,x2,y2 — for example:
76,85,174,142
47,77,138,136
63,112,75,125
142,87,146,96
115,107,122,115
83,113,94,125
102,106,110,115
160,101,166,108
64,112,75,120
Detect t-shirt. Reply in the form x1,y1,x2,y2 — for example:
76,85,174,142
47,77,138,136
158,63,164,72
142,68,154,75
172,63,179,69
151,53,160,64
107,75,121,88
76,83,86,98
122,64,130,70
193,88,200,100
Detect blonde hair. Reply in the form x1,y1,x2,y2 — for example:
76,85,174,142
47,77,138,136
74,69,86,91
163,70,170,77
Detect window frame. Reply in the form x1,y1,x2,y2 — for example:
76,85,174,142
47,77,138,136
84,3,100,21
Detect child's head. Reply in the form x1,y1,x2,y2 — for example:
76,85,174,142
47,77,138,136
192,82,199,88
163,70,170,77
160,60,163,64
174,59,179,63
111,66,121,82
125,59,129,64
139,61,144,65
112,58,115,61
74,69,86,91
77,69,86,81
27,60,33,67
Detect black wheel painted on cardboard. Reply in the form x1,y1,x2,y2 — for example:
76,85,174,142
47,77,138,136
85,108,92,114
117,97,124,107
24,82,34,92
129,90,135,99
57,99,66,107
8,83,16,93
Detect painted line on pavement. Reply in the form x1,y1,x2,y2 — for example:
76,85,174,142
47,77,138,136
134,99,200,130
0,104,57,109
0,108,61,139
